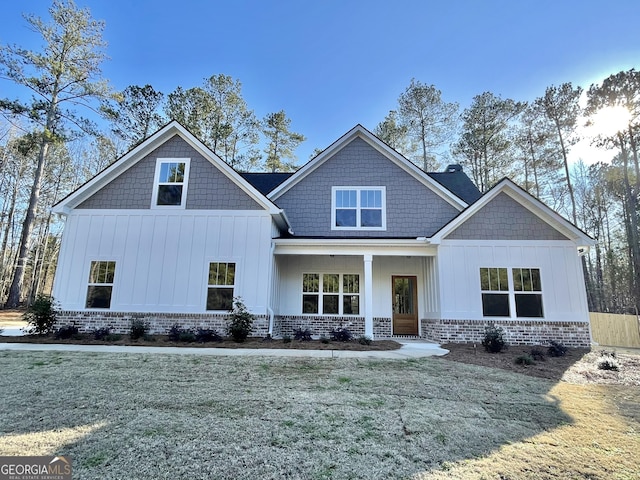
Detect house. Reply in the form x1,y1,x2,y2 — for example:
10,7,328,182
51,121,594,346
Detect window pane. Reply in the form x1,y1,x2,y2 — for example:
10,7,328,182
522,268,532,291
323,274,339,293
303,274,319,292
226,263,235,286
361,209,382,227
157,185,183,205
531,269,542,291
488,268,498,291
498,268,508,291
323,295,339,314
515,293,544,317
104,262,116,284
303,294,319,314
86,286,113,308
336,209,357,227
512,268,523,291
480,268,490,291
343,274,359,293
481,293,510,317
343,295,359,315
208,263,219,285
159,162,170,182
207,287,233,310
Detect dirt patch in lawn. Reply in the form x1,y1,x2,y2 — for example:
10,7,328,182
439,342,640,386
0,332,401,351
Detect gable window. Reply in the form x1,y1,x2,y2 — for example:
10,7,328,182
332,187,386,230
207,262,235,311
86,261,116,308
302,273,360,315
480,267,544,318
152,158,190,207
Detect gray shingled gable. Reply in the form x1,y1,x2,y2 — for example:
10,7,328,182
445,192,570,240
78,135,262,210
275,137,460,237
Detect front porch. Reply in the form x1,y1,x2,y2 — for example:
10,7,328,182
270,238,439,339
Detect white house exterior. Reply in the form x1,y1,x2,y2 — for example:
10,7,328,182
52,121,594,346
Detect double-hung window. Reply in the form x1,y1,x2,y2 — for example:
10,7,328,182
302,273,360,315
332,187,386,230
152,158,190,207
86,261,116,309
480,267,544,318
207,262,235,311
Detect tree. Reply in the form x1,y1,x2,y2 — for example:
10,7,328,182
165,75,260,171
261,110,305,172
0,0,111,307
453,92,525,192
374,110,408,153
395,79,459,171
102,84,166,152
534,83,583,224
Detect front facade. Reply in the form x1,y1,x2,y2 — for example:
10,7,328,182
52,122,594,346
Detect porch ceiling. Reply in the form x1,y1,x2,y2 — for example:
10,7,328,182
273,238,438,256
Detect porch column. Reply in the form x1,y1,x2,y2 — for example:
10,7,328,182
364,254,374,337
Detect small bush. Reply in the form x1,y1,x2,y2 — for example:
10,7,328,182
23,295,58,335
130,319,150,340
226,297,254,343
196,328,222,343
179,331,196,342
481,325,506,353
320,335,330,344
167,324,184,342
548,340,567,357
358,335,372,346
530,346,546,361
54,324,79,339
515,354,534,365
330,327,353,342
598,350,620,371
282,335,292,343
293,327,312,341
93,327,111,340
105,333,122,342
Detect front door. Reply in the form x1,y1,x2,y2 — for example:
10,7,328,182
392,276,418,335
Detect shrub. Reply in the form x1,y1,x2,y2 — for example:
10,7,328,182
179,331,196,342
54,324,79,339
196,328,222,343
358,335,372,345
515,354,534,365
226,297,254,343
130,319,150,340
167,324,183,342
598,350,620,371
530,346,546,361
105,333,122,342
330,327,353,342
283,335,292,343
293,327,312,341
23,295,58,335
320,335,330,344
547,340,567,357
481,325,506,353
93,327,111,340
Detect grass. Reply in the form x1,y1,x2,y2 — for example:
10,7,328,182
0,351,638,479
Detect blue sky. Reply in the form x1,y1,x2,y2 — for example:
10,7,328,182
1,0,639,165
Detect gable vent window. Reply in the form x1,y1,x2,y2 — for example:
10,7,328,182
332,187,386,230
152,158,190,207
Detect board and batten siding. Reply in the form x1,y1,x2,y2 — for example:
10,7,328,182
437,241,589,322
53,210,274,313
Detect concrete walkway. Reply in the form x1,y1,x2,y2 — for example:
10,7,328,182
0,340,448,359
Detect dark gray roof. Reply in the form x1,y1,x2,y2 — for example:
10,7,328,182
240,173,293,195
427,171,482,204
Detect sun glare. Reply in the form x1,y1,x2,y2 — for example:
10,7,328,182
589,105,631,138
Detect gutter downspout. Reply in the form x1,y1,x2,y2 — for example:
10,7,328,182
266,241,276,337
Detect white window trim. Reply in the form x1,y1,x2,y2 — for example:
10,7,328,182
331,186,386,231
151,158,191,209
302,272,361,316
480,266,545,319
204,259,239,312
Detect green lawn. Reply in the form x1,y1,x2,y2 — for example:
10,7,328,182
0,351,638,479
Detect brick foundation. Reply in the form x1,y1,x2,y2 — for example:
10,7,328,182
56,311,270,337
275,316,365,338
421,318,591,347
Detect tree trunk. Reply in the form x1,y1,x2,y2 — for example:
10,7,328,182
555,120,577,224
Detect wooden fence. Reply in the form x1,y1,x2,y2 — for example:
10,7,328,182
589,312,640,348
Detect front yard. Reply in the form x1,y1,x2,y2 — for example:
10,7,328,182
0,349,638,479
